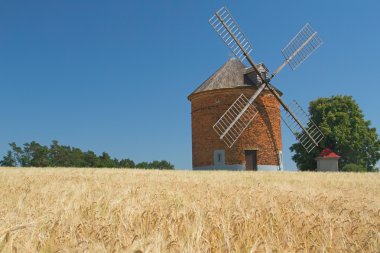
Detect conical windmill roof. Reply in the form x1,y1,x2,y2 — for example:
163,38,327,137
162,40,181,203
188,58,280,100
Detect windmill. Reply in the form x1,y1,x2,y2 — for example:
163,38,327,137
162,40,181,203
209,6,324,153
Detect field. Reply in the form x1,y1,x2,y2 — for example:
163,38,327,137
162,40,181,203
0,168,379,252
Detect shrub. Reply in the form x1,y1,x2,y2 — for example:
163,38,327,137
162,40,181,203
342,163,366,172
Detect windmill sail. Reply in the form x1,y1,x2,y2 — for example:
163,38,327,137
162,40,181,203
281,100,324,152
263,85,324,152
281,23,323,70
209,7,254,63
213,94,258,148
209,6,268,147
270,23,323,79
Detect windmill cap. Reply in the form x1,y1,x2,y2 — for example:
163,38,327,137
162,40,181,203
188,59,281,100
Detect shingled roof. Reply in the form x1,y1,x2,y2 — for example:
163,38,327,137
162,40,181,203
188,58,274,99
318,148,341,158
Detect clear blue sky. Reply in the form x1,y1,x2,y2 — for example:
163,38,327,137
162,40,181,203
1,0,379,170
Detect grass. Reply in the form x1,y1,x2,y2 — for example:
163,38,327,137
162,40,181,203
0,168,379,252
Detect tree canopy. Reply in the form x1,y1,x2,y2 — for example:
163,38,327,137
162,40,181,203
290,95,380,171
0,140,174,169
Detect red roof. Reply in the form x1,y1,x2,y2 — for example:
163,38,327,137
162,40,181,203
319,148,340,158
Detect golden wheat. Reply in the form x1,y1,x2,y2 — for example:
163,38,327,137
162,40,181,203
0,168,379,252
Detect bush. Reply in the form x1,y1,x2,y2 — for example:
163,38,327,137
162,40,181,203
342,163,367,172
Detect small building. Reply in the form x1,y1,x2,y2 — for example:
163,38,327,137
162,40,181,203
188,59,283,171
316,148,340,171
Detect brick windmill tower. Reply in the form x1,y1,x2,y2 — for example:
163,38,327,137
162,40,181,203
188,59,283,170
188,7,324,171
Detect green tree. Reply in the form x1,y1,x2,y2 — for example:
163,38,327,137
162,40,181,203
136,161,150,169
149,160,174,170
29,141,49,167
9,142,24,166
70,147,85,167
135,160,174,170
119,158,135,168
98,152,117,168
20,142,32,167
83,151,99,167
291,95,380,171
48,140,71,167
0,151,16,166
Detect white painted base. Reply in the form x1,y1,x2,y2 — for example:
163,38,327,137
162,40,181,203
257,165,282,171
193,164,281,171
193,164,244,171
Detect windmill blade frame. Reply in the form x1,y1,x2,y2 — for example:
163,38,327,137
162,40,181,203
270,23,323,80
209,7,254,64
265,84,323,152
281,23,323,71
213,83,266,147
209,6,266,83
281,100,324,152
213,94,259,148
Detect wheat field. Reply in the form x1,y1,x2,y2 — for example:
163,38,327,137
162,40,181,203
0,168,379,252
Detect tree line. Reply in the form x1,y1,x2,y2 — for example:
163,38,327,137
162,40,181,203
0,140,174,169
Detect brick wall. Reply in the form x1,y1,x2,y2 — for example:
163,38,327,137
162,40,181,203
189,87,282,168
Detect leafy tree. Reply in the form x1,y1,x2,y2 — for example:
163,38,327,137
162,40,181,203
149,160,174,170
8,142,24,166
136,162,150,169
48,140,71,167
119,158,135,168
291,95,380,171
20,142,32,167
0,151,16,166
98,152,117,168
29,141,49,167
70,147,86,167
83,151,99,167
136,160,174,170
